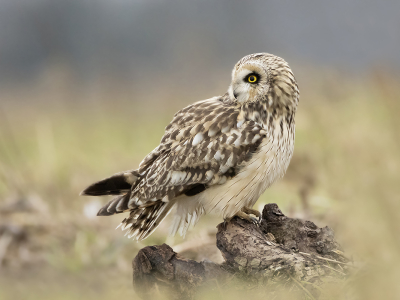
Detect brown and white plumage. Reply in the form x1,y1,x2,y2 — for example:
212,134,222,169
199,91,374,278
81,53,299,241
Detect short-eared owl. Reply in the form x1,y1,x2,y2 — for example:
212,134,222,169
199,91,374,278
81,53,299,241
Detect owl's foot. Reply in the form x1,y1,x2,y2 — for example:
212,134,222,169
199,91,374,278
241,206,262,223
234,209,260,226
223,207,261,228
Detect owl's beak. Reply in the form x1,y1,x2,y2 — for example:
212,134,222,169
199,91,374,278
228,85,238,101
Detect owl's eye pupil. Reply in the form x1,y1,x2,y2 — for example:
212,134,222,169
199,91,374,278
247,74,258,83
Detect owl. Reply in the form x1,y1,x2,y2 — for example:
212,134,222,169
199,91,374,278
81,53,299,241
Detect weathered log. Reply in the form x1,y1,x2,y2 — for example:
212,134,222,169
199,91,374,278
132,203,349,299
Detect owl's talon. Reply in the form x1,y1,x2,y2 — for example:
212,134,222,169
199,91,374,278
222,217,232,229
233,210,260,226
249,216,259,225
241,206,262,225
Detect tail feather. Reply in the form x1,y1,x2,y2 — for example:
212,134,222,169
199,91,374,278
80,170,140,196
81,170,176,240
97,192,132,216
118,201,175,241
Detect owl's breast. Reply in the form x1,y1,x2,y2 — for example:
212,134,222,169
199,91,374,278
200,120,295,218
250,125,295,198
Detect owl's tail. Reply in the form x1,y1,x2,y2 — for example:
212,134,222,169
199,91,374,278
80,170,141,216
117,200,175,241
81,170,175,240
80,170,140,197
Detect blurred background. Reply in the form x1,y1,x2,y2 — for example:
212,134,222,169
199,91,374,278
1,0,400,299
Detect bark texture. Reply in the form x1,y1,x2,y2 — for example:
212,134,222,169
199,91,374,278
132,203,349,299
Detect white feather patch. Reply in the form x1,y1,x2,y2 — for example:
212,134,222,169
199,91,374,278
234,136,242,147
252,134,261,144
208,128,218,137
220,165,230,173
214,150,222,161
170,171,187,184
205,170,214,181
221,125,230,133
192,132,204,146
237,119,245,128
226,153,234,167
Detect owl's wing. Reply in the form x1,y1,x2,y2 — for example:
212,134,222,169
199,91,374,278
84,96,268,240
131,96,267,203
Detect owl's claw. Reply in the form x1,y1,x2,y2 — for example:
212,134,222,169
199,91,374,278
223,208,261,228
233,208,261,226
249,215,260,225
222,217,232,229
241,207,262,225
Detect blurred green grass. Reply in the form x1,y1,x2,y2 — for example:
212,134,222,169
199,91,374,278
0,68,399,299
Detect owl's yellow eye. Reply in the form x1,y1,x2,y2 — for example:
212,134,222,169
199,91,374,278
246,74,258,83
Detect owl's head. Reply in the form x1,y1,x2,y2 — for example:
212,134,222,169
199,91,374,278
228,53,299,112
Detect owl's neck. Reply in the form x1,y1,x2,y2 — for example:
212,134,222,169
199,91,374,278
239,97,296,131
220,92,296,130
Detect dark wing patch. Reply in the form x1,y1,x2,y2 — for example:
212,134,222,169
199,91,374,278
184,184,207,196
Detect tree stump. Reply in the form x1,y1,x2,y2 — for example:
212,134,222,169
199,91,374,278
132,203,350,299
